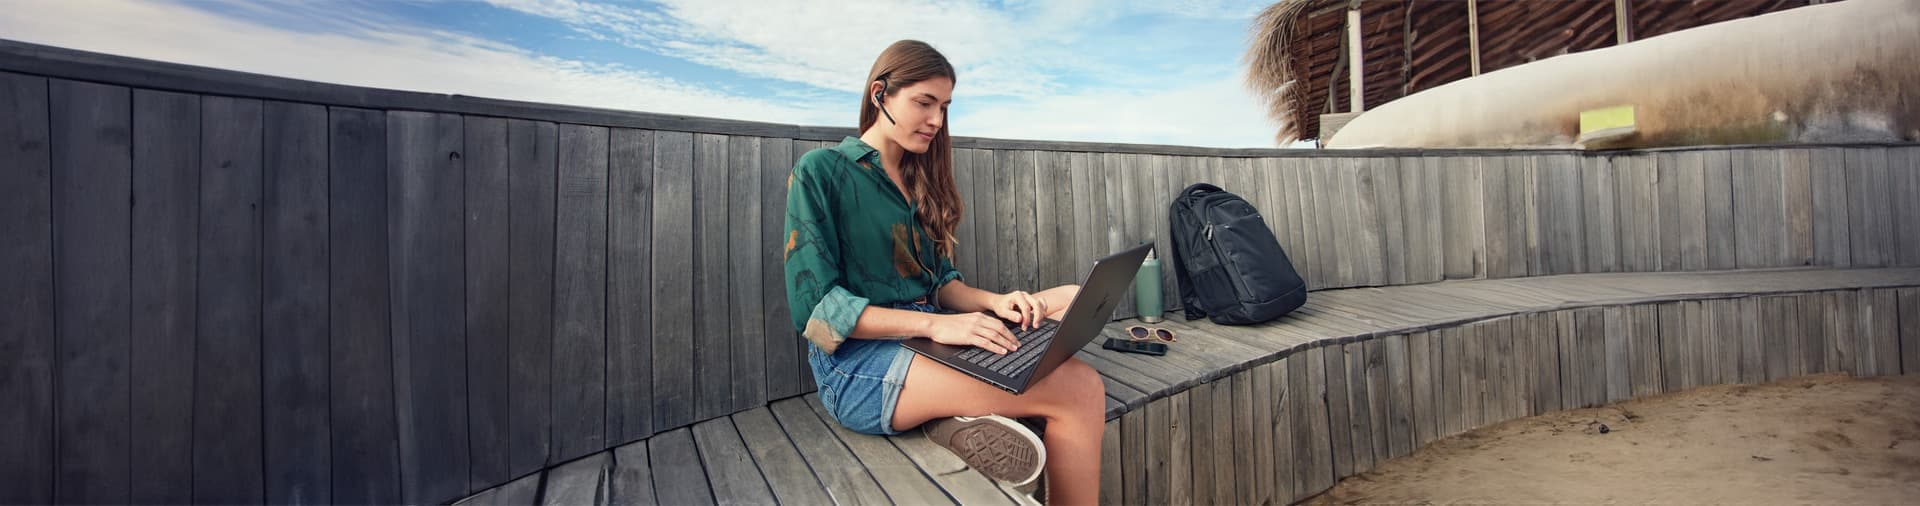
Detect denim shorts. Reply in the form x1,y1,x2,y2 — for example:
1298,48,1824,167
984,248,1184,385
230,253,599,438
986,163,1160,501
808,301,947,435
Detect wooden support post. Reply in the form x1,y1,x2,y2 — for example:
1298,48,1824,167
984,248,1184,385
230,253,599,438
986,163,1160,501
1347,5,1366,112
1468,0,1481,76
1614,0,1635,45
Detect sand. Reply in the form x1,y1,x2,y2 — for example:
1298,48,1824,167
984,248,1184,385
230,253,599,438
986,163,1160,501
1307,373,1920,505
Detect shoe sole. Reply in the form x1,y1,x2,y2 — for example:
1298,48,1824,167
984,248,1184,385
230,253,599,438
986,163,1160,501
937,416,1045,487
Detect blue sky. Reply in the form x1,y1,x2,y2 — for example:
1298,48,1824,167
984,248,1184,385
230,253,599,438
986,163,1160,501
1,0,1295,148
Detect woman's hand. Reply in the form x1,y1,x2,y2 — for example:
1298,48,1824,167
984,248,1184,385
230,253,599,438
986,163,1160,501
990,290,1049,331
926,312,1021,355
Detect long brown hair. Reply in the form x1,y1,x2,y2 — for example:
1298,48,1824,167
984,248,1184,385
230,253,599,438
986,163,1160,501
860,40,962,259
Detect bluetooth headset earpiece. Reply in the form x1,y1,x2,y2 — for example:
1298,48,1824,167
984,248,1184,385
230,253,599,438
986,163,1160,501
873,76,897,125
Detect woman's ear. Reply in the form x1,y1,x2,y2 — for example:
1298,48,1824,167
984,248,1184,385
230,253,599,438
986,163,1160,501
869,80,887,107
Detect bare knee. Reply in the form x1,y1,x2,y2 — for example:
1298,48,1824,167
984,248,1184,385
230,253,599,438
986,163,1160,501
1042,358,1105,418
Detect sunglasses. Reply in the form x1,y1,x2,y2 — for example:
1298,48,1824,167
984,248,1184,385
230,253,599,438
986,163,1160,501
1126,326,1177,343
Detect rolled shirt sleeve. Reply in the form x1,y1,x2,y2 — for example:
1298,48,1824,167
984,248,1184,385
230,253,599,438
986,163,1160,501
784,154,869,354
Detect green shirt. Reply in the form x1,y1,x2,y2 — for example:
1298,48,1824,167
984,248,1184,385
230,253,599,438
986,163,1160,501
783,137,963,354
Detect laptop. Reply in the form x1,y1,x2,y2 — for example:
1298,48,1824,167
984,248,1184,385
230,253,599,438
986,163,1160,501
904,243,1154,394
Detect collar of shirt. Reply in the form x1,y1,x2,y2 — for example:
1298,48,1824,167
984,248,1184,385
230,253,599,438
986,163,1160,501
831,136,913,209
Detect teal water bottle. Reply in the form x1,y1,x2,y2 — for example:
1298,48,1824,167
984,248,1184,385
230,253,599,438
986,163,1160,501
1135,247,1163,323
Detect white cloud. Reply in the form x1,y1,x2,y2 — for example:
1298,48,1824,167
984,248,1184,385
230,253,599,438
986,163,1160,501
0,0,1292,148
954,73,1280,148
0,0,840,125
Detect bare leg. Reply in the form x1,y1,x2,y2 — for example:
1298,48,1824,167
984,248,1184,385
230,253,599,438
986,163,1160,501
894,285,1105,505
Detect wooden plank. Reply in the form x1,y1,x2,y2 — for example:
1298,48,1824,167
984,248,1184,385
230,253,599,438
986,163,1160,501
1867,289,1902,377
1533,313,1564,415
462,117,514,492
1269,359,1298,503
1364,339,1396,462
1070,152,1100,282
1371,157,1408,285
1765,296,1793,381
728,137,766,411
1208,378,1234,506
1603,306,1632,403
1738,297,1766,384
609,129,655,442
1581,155,1622,273
1293,347,1334,496
1038,151,1067,287
1658,151,1707,271
1344,342,1378,474
1168,391,1194,506
1658,302,1688,393
1552,311,1583,410
1399,157,1442,283
1789,295,1821,377
507,119,558,476
1185,373,1214,506
1712,298,1744,385
1285,157,1323,289
1407,331,1438,448
49,78,134,505
1356,157,1391,285
692,134,731,418
1329,158,1363,286
1233,372,1257,505
1687,301,1716,389
1845,148,1894,267
995,149,1024,294
1251,365,1275,506
769,397,889,505
124,88,196,505
262,100,334,503
1440,326,1465,436
1900,288,1920,375
1809,148,1852,267
973,149,1002,293
386,110,468,504
1311,157,1347,287
1616,153,1661,272
1734,149,1787,268
465,471,543,506
555,124,610,460
1630,304,1664,397
1702,150,1738,269
953,148,976,279
1781,149,1816,266
647,428,717,506
732,409,834,506
193,95,270,504
1322,342,1355,478
1572,308,1607,408
608,440,658,506
652,131,697,429
691,416,780,505
1824,291,1859,375
1100,420,1123,506
1153,156,1180,307
1383,335,1414,459
0,71,53,506
1441,156,1486,280
1480,156,1525,278
1892,147,1920,266
760,137,799,400
1012,150,1041,291
1146,393,1172,505
1536,154,1584,275
328,107,401,504
807,396,953,505
1120,406,1147,506
542,452,610,506
888,431,1014,506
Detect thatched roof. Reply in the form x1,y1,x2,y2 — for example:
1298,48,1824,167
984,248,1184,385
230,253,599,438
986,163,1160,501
1244,0,1826,145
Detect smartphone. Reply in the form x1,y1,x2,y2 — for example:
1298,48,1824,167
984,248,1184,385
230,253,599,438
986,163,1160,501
1102,337,1167,356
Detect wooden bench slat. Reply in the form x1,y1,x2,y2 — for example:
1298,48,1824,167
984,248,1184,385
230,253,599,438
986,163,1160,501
647,428,716,506
540,452,609,506
732,408,835,506
608,440,658,506
768,397,891,505
889,429,1016,506
690,416,777,505
802,396,956,505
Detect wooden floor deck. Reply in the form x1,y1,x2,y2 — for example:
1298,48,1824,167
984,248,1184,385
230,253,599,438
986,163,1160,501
458,267,1920,505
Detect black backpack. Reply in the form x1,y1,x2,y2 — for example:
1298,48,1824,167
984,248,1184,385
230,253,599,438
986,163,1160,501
1167,183,1307,325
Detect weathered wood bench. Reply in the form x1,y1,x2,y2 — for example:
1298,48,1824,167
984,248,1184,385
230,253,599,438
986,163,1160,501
455,268,1920,505
3,39,1915,506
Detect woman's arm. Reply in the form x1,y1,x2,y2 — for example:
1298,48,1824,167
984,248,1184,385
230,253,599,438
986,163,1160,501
935,280,999,313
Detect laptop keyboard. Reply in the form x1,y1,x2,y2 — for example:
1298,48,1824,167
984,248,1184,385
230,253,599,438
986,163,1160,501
956,319,1060,377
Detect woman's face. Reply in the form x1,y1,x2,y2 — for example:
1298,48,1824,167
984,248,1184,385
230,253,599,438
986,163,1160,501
873,76,952,154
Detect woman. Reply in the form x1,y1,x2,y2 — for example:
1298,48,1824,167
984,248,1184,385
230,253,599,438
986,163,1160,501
783,40,1106,505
